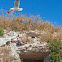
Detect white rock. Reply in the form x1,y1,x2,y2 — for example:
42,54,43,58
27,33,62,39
4,30,7,34
3,34,8,38
52,32,57,37
27,47,32,51
7,31,19,37
0,37,11,46
18,34,23,38
10,43,20,60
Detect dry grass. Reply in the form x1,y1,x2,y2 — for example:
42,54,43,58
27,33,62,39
21,34,33,43
0,54,13,62
0,46,14,62
0,12,62,42
0,46,11,54
40,30,62,42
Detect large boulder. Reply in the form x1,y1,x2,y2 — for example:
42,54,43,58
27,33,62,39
16,41,50,61
0,30,50,62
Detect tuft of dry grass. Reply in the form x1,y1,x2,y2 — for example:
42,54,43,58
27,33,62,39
40,32,53,42
0,54,14,62
40,30,62,42
0,46,11,54
0,46,14,62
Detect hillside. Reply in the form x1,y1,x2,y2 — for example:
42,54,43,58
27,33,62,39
0,14,62,62
0,14,62,41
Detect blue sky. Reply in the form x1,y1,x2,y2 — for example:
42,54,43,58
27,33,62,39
0,0,62,26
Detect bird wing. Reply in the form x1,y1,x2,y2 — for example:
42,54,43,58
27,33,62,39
14,0,20,8
8,9,13,13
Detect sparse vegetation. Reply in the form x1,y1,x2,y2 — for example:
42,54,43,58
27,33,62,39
0,27,4,36
48,40,62,62
0,11,62,41
0,10,62,62
0,46,14,62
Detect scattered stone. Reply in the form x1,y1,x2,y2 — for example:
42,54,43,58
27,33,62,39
3,34,8,38
6,41,10,45
16,41,24,46
11,39,17,43
27,32,40,38
4,30,8,34
18,34,23,38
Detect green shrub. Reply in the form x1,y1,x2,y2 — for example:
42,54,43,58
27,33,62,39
0,27,4,36
48,40,62,62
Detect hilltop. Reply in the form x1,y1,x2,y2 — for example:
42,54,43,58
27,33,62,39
0,14,62,62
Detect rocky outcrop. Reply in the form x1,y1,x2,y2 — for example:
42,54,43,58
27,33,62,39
0,30,50,62
17,42,49,60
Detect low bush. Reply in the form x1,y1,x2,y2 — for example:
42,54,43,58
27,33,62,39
48,40,62,62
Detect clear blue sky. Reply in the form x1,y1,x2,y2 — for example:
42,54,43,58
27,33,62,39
0,0,62,26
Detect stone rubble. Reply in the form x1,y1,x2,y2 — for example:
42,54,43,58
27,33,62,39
0,30,50,62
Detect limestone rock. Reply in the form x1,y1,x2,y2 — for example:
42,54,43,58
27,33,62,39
0,30,50,62
21,34,28,43
3,34,8,38
27,31,40,38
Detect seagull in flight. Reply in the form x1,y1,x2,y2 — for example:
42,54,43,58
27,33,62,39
8,0,23,13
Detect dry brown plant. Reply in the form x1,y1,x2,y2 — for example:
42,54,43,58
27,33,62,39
0,46,14,62
0,12,62,42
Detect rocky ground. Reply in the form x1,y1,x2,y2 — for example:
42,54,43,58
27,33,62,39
0,30,50,62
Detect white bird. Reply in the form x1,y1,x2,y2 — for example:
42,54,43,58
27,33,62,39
8,0,23,13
